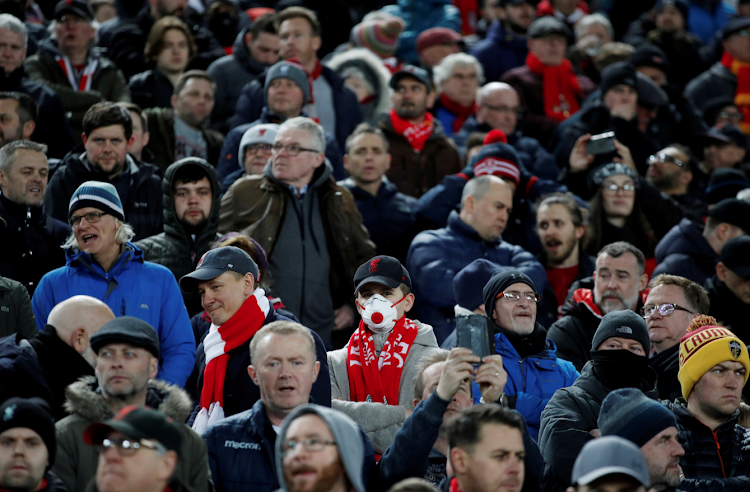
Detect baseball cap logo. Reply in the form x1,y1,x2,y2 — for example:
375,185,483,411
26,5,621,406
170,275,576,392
730,340,742,360
197,252,208,268
369,258,380,273
228,263,233,268
259,129,266,136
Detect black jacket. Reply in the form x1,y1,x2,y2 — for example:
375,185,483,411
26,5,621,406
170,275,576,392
0,194,70,295
0,276,36,340
649,343,681,402
127,68,174,110
653,219,719,285
44,149,163,241
539,362,658,492
0,334,52,405
706,275,750,345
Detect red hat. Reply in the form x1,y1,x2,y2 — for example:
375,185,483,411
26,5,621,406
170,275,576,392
416,27,462,54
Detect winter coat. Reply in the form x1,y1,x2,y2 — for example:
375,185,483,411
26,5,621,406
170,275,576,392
685,63,737,113
706,275,750,345
653,218,719,285
207,27,267,134
135,159,222,317
0,195,70,295
0,334,52,404
381,0,461,65
144,107,225,173
44,149,163,241
24,39,130,144
326,48,392,125
377,111,463,198
494,330,579,440
204,399,376,492
469,21,528,82
54,377,212,492
107,5,225,80
230,64,363,153
127,69,174,111
649,343,681,402
406,211,548,344
539,362,659,492
31,244,196,387
641,31,711,91
0,276,36,340
327,320,442,454
338,177,417,263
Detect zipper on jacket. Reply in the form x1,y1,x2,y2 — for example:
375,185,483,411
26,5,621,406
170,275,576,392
711,429,727,478
518,360,526,391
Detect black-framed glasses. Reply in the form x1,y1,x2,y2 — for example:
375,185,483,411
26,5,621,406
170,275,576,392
648,153,684,168
245,143,273,155
642,303,694,318
719,111,744,121
480,103,523,117
496,291,541,303
95,438,163,456
271,143,321,156
602,183,636,193
281,438,337,454
69,211,108,228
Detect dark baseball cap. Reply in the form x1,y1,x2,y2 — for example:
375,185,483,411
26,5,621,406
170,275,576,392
708,198,750,234
390,65,432,91
84,406,182,456
55,0,94,21
90,317,160,358
353,256,412,295
723,16,750,40
703,124,748,148
572,436,650,487
629,43,670,73
527,16,570,39
179,246,259,293
721,236,750,279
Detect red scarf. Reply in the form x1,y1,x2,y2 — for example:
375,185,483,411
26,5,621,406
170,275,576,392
192,288,270,434
346,317,419,405
389,109,434,152
525,52,581,122
722,52,750,135
439,93,478,133
449,478,461,492
56,55,98,92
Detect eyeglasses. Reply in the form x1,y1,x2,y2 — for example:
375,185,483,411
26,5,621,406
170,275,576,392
271,143,321,156
69,211,108,227
95,438,163,456
719,111,744,121
602,183,636,194
641,303,694,318
648,153,684,168
245,143,273,154
496,291,541,303
281,438,337,454
481,103,522,117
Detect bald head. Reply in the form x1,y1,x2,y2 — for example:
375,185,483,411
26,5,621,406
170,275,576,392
476,82,519,135
48,296,114,364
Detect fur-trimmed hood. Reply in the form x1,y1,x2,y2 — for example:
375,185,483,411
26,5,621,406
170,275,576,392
63,376,192,423
326,48,392,124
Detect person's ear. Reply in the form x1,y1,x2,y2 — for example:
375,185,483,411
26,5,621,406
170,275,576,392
413,397,420,407
426,91,436,109
575,225,585,240
385,153,392,172
450,447,469,474
82,133,88,146
717,262,728,282
343,153,350,171
142,132,150,147
311,35,322,53
638,273,649,292
312,360,320,382
248,365,259,385
402,293,415,313
127,135,135,150
71,328,88,354
22,120,34,139
149,356,158,379
170,95,178,110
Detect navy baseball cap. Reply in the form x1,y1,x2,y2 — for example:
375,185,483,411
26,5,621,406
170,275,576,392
390,65,432,91
572,436,650,487
179,246,259,293
704,124,748,148
84,406,182,457
721,236,750,279
353,256,412,294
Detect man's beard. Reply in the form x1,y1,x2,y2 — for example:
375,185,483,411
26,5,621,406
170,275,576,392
395,102,425,120
1,467,41,492
180,214,208,234
544,234,578,264
284,460,346,492
0,125,24,148
647,171,680,192
595,289,640,315
648,459,682,490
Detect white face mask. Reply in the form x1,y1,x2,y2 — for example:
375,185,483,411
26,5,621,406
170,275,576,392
359,294,402,334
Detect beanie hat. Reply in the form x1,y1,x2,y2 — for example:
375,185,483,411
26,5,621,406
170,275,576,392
0,398,56,466
705,168,750,205
69,181,125,221
470,142,521,186
350,18,404,58
628,43,670,74
482,269,537,322
454,259,504,311
599,62,637,97
678,315,750,400
239,123,279,169
591,162,638,187
591,310,650,352
598,388,677,447
654,0,690,21
264,61,310,107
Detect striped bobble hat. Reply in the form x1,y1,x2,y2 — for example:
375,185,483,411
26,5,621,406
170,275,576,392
68,181,125,221
350,18,404,59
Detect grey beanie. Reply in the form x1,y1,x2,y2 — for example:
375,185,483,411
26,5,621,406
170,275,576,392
598,388,677,448
275,404,366,492
264,61,311,107
591,310,650,352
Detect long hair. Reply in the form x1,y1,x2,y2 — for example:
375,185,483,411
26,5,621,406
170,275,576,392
61,219,136,250
586,186,656,257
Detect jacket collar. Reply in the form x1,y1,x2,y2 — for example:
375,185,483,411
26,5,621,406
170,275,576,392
447,210,501,246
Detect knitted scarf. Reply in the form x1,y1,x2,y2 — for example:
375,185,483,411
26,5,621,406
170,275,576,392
56,55,98,92
346,316,419,405
525,52,581,122
192,288,270,434
390,109,434,151
722,52,750,134
439,93,478,133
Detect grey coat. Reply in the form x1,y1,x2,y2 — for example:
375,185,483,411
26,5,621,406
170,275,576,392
0,275,36,340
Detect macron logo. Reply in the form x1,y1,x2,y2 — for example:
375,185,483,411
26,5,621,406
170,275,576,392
225,440,261,450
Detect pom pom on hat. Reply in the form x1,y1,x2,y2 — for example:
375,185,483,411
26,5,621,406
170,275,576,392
483,129,508,145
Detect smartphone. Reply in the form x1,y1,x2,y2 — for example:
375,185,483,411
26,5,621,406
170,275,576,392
585,131,616,156
456,315,493,361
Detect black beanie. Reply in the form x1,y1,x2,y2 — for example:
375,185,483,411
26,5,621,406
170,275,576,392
598,388,677,447
0,397,56,466
599,62,638,97
483,270,537,321
591,310,650,353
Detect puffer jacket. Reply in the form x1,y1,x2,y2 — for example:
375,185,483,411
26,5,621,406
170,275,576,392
0,276,36,340
469,20,528,82
54,377,211,492
31,244,196,387
326,48,392,125
653,218,719,285
406,211,548,344
23,38,130,144
135,158,222,317
494,329,579,440
381,0,460,65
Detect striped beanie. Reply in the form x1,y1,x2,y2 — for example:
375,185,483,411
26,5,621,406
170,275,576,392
469,142,521,186
69,181,125,221
598,388,676,447
678,315,750,401
350,18,403,59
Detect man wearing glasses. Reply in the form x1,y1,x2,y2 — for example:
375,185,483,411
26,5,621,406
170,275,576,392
219,117,375,347
646,146,707,222
643,274,707,400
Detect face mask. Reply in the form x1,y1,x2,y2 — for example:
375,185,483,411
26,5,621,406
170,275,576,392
358,294,405,334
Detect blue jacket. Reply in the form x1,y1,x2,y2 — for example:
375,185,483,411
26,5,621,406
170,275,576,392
653,218,719,286
381,0,461,65
687,0,734,44
406,211,548,344
31,244,196,387
469,21,528,82
205,400,377,492
494,331,579,440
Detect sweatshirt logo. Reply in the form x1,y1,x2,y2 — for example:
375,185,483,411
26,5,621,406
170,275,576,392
224,440,261,450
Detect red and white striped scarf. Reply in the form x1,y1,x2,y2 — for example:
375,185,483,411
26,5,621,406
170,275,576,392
192,288,270,434
56,55,98,92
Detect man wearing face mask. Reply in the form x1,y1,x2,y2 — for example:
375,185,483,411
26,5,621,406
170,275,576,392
327,255,442,454
539,310,657,492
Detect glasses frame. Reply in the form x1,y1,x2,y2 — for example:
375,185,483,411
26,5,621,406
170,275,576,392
69,211,108,228
271,143,322,157
95,437,164,456
648,153,684,168
718,110,744,122
602,183,636,194
496,291,541,303
282,438,337,455
245,143,274,155
641,303,694,319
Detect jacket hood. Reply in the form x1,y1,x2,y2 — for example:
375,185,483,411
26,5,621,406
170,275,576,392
263,155,334,191
63,376,193,422
275,404,366,492
162,157,221,243
654,218,715,262
326,48,392,119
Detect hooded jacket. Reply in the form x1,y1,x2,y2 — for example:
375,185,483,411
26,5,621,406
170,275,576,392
327,319,442,454
706,275,750,345
685,62,737,111
469,20,528,82
127,68,175,111
135,158,222,317
0,276,36,340
31,244,196,387
653,218,719,285
326,48,392,125
53,377,211,492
